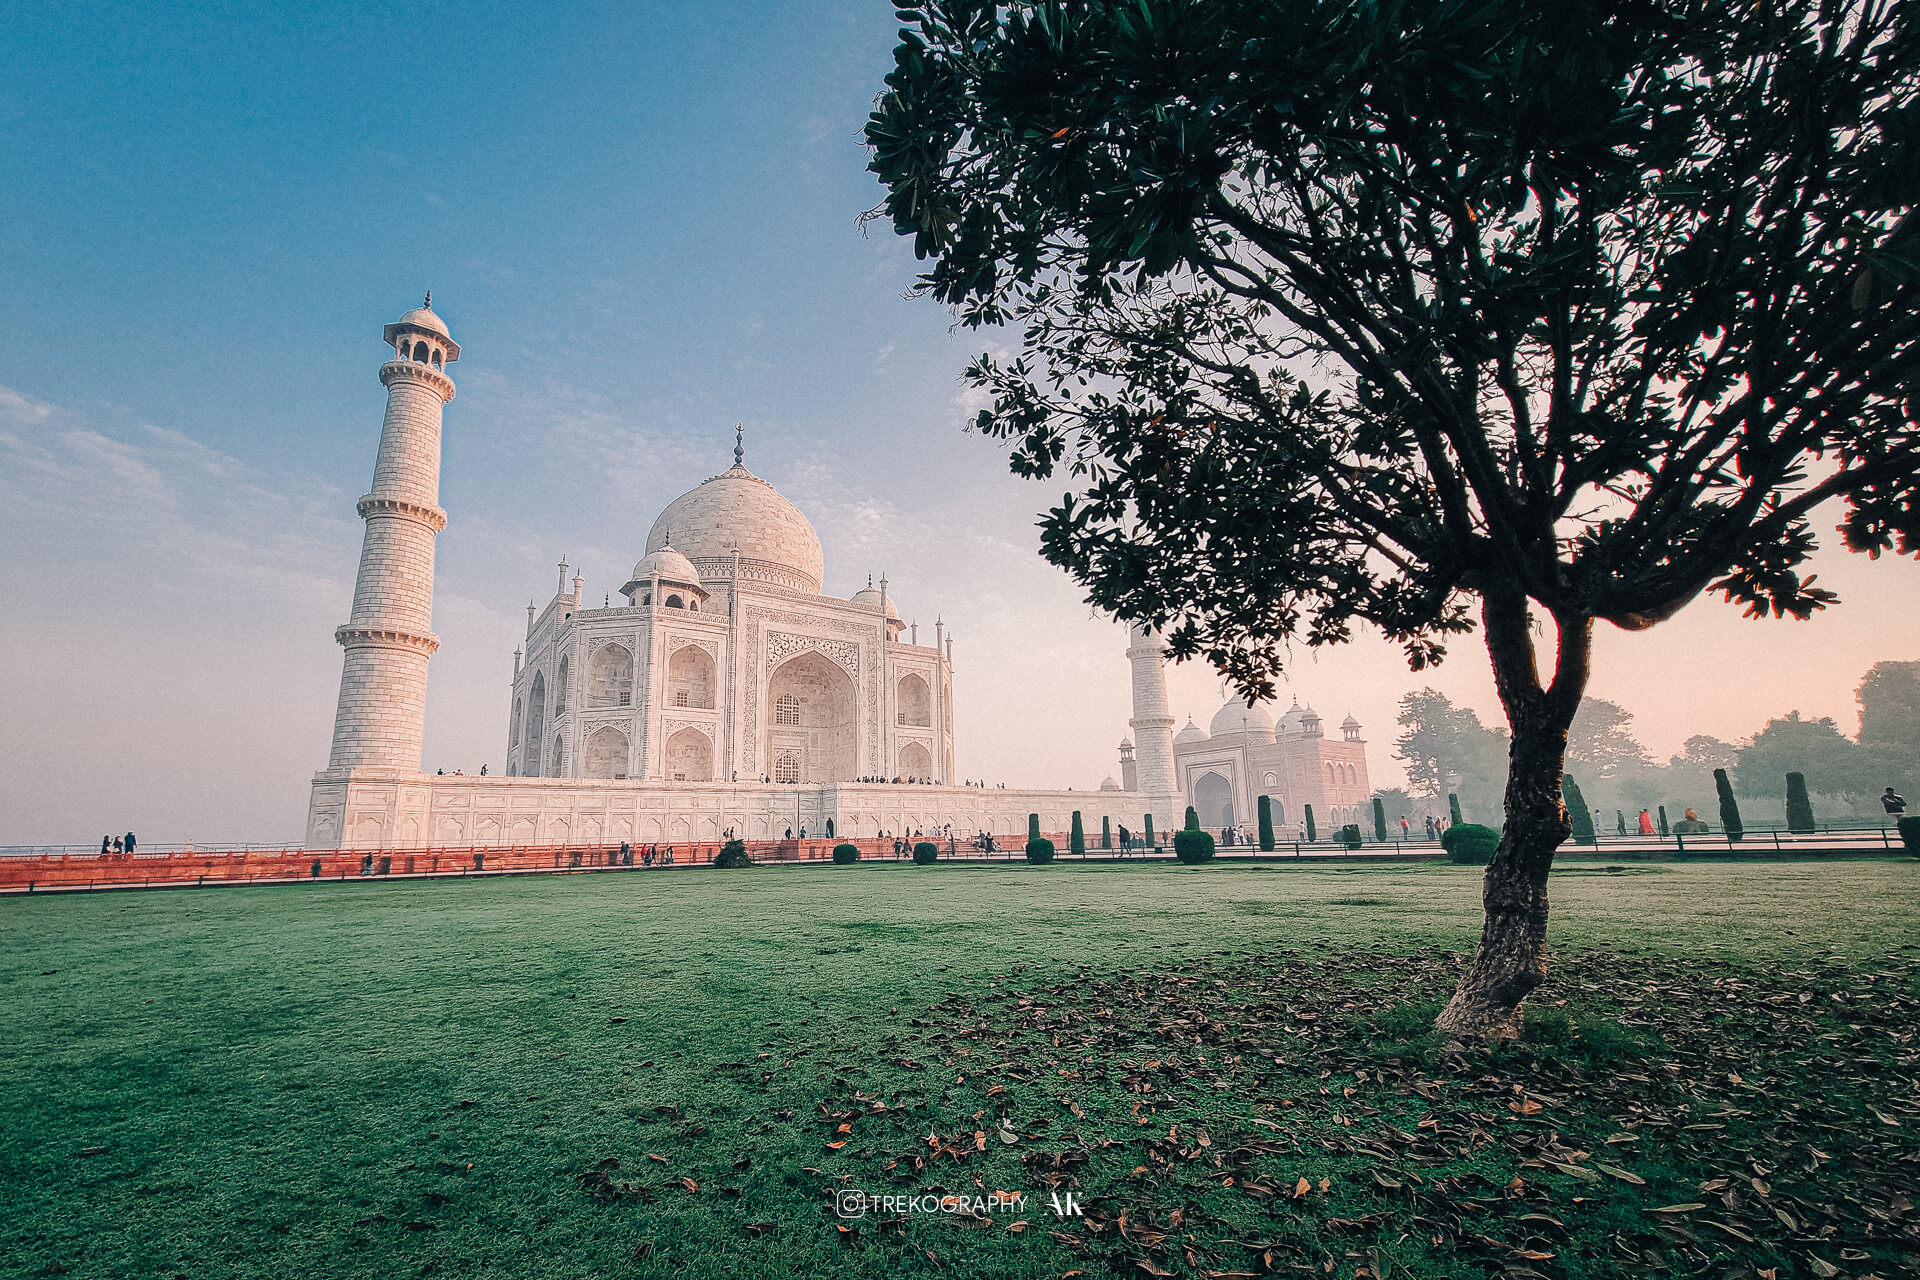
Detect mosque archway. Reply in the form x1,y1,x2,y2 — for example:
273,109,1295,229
897,674,931,727
525,672,546,775
587,645,634,708
900,741,932,779
583,726,629,779
1193,771,1234,829
665,726,713,781
766,651,857,783
668,645,716,709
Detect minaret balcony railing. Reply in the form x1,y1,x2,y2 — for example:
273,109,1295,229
378,359,456,401
356,493,449,531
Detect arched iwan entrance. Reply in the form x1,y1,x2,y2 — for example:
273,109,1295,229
665,726,713,781
584,725,630,779
766,651,856,783
899,741,932,779
1193,771,1234,829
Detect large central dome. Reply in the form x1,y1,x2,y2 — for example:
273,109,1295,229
645,462,824,594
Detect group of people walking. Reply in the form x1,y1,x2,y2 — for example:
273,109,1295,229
99,832,138,855
614,842,675,866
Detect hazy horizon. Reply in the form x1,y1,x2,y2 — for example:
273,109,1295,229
4,2,1917,846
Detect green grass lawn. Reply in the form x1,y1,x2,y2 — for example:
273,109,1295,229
3,859,1916,1280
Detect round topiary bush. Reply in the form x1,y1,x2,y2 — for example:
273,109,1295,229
1025,837,1055,864
832,843,860,865
715,839,752,868
1442,823,1500,865
1173,829,1215,864
1899,814,1920,858
913,841,938,864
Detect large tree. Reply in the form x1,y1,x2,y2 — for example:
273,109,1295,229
867,0,1920,1035
1566,699,1653,781
1392,689,1508,820
1734,710,1867,798
1857,660,1920,790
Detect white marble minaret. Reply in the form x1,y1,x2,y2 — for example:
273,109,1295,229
324,298,457,771
1125,622,1179,827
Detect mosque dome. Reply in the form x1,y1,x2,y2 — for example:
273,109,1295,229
1277,700,1307,737
395,306,450,338
1209,697,1275,741
850,584,900,617
1174,716,1209,746
630,546,700,585
1100,775,1121,791
646,462,823,594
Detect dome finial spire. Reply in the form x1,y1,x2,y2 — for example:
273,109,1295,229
734,422,744,468
424,290,432,310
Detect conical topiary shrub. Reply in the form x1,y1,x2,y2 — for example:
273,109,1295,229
1304,804,1317,842
1657,805,1670,836
1258,795,1275,851
1563,776,1596,844
1070,811,1086,856
1448,793,1464,826
1185,805,1200,831
1714,768,1744,842
1373,796,1387,842
1102,815,1112,849
1144,814,1155,848
1028,813,1041,844
1785,772,1815,833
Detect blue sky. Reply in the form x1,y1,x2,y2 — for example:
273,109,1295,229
3,1,1916,844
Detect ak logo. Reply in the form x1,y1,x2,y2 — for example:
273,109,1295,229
1048,1191,1083,1218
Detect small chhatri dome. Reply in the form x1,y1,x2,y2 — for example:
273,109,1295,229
1341,714,1362,730
1209,696,1275,741
1099,775,1121,792
645,438,823,594
630,546,700,586
383,293,460,360
1174,715,1209,746
1119,737,1134,751
850,577,900,617
395,306,449,338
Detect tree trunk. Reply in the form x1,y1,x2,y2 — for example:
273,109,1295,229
1435,595,1590,1040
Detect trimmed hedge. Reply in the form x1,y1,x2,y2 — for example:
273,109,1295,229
832,843,860,864
1025,837,1055,864
912,841,938,864
1372,796,1387,843
715,839,752,868
1442,823,1500,865
1563,775,1596,843
1785,772,1815,833
1448,792,1464,826
1257,794,1275,851
1101,815,1112,849
1657,805,1670,836
1304,804,1317,842
1070,811,1086,856
1714,768,1745,841
1338,823,1363,850
1144,814,1155,847
1899,815,1920,857
1184,805,1200,831
1028,813,1041,844
1173,829,1216,864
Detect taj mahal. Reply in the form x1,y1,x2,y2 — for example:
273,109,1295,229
304,301,1372,849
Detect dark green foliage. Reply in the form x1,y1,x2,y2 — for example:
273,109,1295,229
1172,829,1215,864
1258,794,1275,851
1372,796,1387,843
1101,815,1112,849
831,843,860,865
1737,711,1867,798
1447,793,1464,827
1395,691,1510,824
1143,814,1155,847
1563,776,1596,844
1338,823,1363,850
1304,805,1317,843
912,841,938,865
1657,805,1670,837
1027,813,1040,844
715,840,752,869
1070,811,1086,856
1899,815,1920,856
1024,837,1055,864
1858,661,1920,786
1786,772,1816,833
1443,823,1502,865
1184,805,1199,831
1715,769,1745,842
